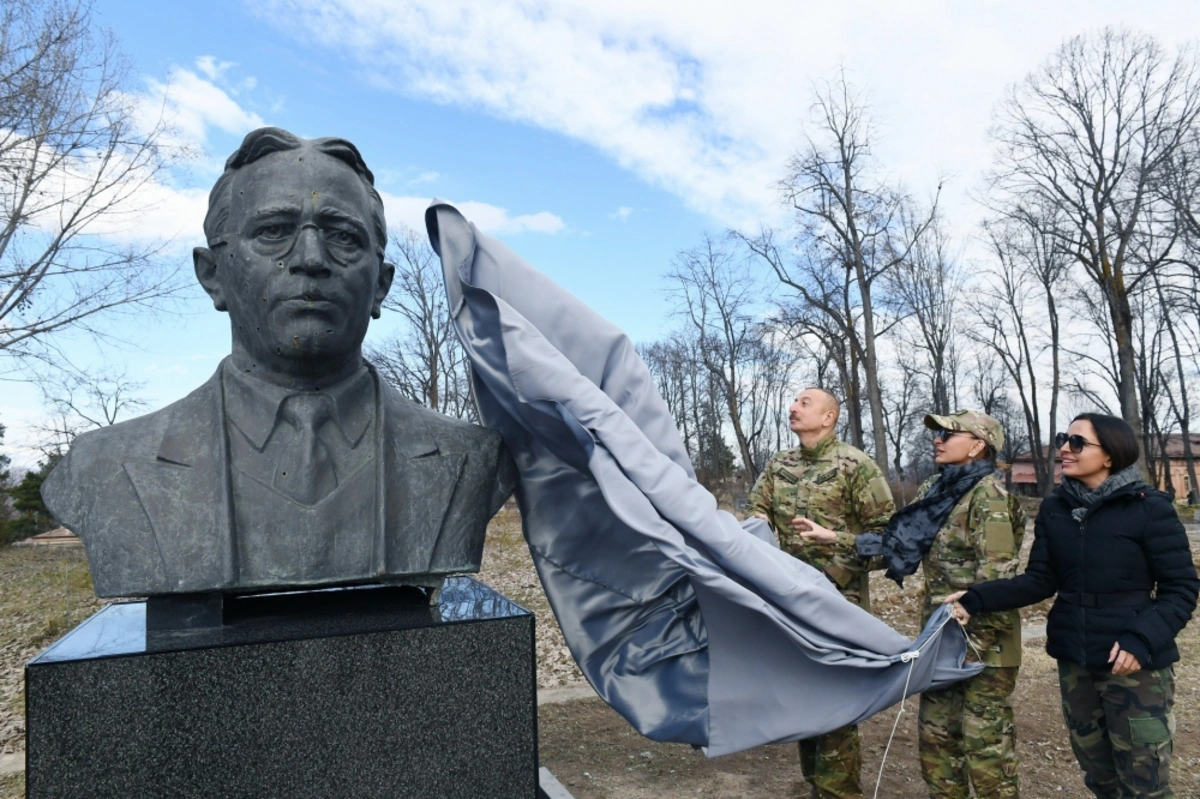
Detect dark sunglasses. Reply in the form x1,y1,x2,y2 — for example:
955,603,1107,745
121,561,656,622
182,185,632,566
1055,432,1103,453
933,430,974,442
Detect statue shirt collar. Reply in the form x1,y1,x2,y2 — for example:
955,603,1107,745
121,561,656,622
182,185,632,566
221,359,375,450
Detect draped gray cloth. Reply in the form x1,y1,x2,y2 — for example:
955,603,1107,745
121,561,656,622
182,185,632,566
426,202,982,756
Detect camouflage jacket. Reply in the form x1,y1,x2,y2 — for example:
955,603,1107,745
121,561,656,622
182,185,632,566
918,472,1026,667
747,434,895,610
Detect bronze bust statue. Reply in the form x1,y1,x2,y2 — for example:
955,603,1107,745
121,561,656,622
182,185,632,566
42,127,517,598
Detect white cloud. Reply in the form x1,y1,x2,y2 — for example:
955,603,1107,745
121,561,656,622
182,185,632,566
88,61,267,247
194,55,236,82
610,206,633,222
140,59,266,152
4,60,270,260
410,171,440,185
255,0,1200,232
87,184,212,246
379,193,565,235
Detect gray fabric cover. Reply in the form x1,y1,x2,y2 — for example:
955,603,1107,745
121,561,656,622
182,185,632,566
425,202,982,756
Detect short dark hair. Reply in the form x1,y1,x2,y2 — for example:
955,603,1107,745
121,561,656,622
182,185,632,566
203,127,387,257
803,386,841,423
1072,413,1139,471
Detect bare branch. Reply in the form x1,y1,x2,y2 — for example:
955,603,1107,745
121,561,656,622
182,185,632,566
0,0,189,366
365,225,476,421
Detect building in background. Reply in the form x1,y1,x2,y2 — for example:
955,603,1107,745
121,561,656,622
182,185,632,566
1010,434,1200,499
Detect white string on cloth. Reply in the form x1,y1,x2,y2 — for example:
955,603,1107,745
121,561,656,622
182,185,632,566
871,614,966,799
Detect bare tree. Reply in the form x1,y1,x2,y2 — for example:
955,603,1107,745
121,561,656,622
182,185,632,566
1152,270,1200,501
968,225,1062,494
880,354,922,498
365,226,476,421
747,69,939,477
639,331,737,491
1122,271,1182,490
31,364,145,454
0,0,187,366
968,209,1073,494
1062,282,1124,410
987,27,1200,465
750,230,867,448
664,233,783,481
1165,126,1200,270
1156,136,1200,499
997,203,1071,476
745,324,803,472
638,337,694,449
887,216,962,415
967,351,1030,490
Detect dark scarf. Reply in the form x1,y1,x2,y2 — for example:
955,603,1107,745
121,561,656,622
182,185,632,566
857,459,996,586
1059,465,1143,522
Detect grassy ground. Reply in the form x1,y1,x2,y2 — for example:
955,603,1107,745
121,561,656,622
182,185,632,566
0,545,104,798
2,514,1198,798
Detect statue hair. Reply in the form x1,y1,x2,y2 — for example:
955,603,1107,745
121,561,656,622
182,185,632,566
203,127,387,257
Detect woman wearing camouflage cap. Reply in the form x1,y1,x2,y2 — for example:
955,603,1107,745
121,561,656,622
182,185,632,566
948,413,1198,798
857,409,1026,798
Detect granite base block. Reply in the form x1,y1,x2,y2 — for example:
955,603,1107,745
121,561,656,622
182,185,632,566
25,577,537,798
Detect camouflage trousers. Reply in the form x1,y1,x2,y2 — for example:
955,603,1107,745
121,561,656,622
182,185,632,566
917,665,1019,798
1058,660,1176,799
798,723,861,799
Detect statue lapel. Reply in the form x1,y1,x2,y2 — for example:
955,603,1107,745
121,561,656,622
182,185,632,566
124,369,236,592
379,379,465,577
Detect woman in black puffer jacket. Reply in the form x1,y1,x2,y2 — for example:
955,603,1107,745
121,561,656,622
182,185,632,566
946,413,1198,799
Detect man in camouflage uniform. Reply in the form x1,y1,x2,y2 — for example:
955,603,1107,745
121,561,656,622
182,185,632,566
918,410,1026,799
747,388,895,799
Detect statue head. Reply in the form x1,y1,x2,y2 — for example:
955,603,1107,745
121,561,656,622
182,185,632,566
194,127,395,388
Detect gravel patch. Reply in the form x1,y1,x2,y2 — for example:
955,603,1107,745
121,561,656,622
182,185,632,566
476,504,585,688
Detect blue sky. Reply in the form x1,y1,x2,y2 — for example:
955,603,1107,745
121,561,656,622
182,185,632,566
2,0,1194,464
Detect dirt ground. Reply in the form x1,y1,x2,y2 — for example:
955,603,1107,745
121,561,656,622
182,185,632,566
537,636,1200,798
3,510,1199,798
529,508,1200,799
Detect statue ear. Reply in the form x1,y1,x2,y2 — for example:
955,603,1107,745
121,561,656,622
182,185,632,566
194,247,227,311
372,261,395,319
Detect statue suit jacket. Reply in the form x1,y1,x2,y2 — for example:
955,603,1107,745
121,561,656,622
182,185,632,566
41,361,517,597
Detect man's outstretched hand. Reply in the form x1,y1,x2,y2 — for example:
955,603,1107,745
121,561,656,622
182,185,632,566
793,518,837,543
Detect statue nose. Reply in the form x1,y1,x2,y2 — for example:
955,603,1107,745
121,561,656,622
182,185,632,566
288,225,331,276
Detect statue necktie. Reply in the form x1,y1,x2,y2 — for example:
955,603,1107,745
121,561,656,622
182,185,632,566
275,394,337,505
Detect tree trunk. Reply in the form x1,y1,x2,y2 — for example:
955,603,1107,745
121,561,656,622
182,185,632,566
724,377,758,482
859,305,890,476
1046,291,1062,496
1108,279,1148,476
1160,279,1200,503
844,345,864,448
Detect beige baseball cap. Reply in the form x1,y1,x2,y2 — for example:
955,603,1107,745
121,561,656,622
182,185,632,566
923,409,1005,451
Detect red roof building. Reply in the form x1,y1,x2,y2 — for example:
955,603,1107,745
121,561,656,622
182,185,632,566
1010,434,1200,498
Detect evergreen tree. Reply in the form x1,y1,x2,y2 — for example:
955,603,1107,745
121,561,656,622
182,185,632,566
5,452,60,542
0,423,10,487
0,423,10,543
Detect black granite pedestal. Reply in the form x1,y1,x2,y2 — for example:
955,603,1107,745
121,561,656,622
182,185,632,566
25,577,538,798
